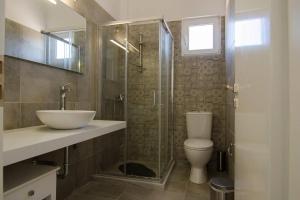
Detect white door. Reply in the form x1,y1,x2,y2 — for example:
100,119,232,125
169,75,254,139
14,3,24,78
0,0,4,199
234,0,289,200
288,0,300,199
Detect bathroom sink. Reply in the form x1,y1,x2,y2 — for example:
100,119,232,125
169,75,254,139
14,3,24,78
36,110,96,130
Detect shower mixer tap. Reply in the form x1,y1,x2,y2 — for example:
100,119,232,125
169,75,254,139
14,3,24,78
116,94,125,102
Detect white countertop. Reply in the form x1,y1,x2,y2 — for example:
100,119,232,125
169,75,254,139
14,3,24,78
3,120,126,166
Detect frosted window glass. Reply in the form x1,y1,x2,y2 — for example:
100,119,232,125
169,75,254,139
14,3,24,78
189,24,214,50
235,19,263,47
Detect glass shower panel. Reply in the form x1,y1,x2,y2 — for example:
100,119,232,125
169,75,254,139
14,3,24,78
99,24,127,175
126,22,160,178
99,19,174,181
159,24,173,177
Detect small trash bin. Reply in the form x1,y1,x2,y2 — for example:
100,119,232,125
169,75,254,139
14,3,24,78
209,177,234,200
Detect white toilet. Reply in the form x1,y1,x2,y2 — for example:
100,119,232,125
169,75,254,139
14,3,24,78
184,112,213,184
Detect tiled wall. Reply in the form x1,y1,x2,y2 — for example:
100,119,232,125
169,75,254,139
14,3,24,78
168,18,227,170
2,0,124,199
3,56,88,129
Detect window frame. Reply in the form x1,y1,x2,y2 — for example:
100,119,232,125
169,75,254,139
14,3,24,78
181,16,221,56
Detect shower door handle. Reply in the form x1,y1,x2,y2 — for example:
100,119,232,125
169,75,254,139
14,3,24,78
152,90,156,108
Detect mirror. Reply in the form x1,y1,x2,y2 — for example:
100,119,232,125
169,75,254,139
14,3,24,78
4,0,86,73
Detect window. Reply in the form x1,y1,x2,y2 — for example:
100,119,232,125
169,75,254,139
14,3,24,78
182,16,221,56
235,18,263,47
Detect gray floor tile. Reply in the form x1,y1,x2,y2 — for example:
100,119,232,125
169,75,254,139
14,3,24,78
118,183,154,200
65,193,116,200
186,182,210,196
185,192,210,200
65,163,210,200
75,180,125,199
146,190,186,200
165,180,188,193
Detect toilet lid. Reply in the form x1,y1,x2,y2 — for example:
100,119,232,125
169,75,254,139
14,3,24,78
184,139,213,150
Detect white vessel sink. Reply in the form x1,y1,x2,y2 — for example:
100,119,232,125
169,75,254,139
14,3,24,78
36,110,96,130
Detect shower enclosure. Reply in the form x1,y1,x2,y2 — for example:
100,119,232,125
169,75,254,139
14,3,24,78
99,18,174,182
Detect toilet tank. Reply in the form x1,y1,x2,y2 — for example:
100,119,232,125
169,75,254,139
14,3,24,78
186,112,212,139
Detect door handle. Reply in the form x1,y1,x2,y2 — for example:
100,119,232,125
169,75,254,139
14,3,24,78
226,83,239,109
225,83,239,94
227,143,234,157
153,90,156,108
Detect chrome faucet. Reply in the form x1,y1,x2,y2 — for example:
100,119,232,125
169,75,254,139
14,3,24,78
60,83,71,110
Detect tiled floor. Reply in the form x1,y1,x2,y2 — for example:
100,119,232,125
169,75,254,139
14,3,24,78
66,164,210,200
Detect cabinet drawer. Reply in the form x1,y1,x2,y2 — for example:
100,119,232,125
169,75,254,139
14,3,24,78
4,172,56,200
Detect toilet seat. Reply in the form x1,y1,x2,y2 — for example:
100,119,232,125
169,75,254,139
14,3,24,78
184,139,213,150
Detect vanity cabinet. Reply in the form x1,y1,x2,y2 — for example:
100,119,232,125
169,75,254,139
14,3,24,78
4,163,60,200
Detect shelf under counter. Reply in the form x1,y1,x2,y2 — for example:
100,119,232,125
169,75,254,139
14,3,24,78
3,120,126,166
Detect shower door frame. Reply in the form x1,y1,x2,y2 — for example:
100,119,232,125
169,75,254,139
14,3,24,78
99,18,175,182
158,19,175,179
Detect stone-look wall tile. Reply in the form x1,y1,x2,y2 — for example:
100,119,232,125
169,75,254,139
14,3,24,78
19,61,78,103
75,157,94,188
3,102,21,130
20,103,58,128
4,57,20,102
66,102,76,110
168,18,227,169
75,101,92,110
93,130,124,172
56,165,77,200
76,140,94,162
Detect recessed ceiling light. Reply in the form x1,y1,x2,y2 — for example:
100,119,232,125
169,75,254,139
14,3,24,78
47,0,57,5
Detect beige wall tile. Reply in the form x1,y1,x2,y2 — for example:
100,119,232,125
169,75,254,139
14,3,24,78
3,102,20,129
4,57,20,102
19,61,78,103
20,103,58,128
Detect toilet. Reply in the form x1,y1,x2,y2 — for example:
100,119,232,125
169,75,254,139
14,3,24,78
184,112,213,184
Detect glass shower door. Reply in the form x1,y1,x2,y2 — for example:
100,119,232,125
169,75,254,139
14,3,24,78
126,22,160,178
100,19,174,181
159,23,173,177
99,24,127,176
